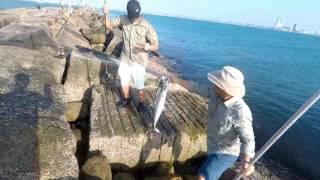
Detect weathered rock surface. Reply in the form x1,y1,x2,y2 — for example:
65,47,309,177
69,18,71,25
144,175,183,180
0,46,78,179
0,8,96,53
63,51,103,102
0,15,18,28
81,154,112,180
89,85,207,168
81,26,106,44
0,7,308,180
65,101,89,122
0,23,57,50
0,8,110,102
105,28,123,56
151,162,175,177
113,172,136,180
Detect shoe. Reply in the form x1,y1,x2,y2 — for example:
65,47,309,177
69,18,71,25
138,102,147,113
116,98,131,107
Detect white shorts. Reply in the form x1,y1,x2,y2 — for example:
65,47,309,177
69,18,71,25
118,61,146,90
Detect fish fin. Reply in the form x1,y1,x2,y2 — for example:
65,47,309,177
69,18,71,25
153,88,161,108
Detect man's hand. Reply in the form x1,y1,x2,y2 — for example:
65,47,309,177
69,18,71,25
143,43,150,51
136,43,151,52
102,4,109,15
240,161,255,176
239,154,255,176
133,43,151,54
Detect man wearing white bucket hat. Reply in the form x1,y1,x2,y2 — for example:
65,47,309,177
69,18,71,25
173,66,255,180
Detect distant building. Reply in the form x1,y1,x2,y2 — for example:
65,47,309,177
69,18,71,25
292,24,298,32
273,17,291,31
300,30,310,34
284,26,291,31
274,17,284,29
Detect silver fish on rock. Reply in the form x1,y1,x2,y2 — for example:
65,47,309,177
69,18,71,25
153,76,170,134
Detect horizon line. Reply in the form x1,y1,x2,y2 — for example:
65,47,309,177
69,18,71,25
109,8,320,37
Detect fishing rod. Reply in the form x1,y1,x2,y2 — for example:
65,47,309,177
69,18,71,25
75,46,171,79
233,90,320,180
56,0,83,39
55,0,83,56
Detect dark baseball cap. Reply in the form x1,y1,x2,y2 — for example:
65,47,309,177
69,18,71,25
127,0,141,19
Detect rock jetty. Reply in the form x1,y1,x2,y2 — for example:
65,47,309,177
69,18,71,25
0,7,307,180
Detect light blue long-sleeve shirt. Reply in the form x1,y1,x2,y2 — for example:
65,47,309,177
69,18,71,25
190,81,255,158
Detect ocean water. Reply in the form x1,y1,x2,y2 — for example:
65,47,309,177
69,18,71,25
1,1,320,179
111,11,320,179
145,15,320,179
0,0,59,9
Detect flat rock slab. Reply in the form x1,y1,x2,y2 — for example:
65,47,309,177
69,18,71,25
89,84,208,168
63,50,103,102
0,46,79,179
0,8,93,52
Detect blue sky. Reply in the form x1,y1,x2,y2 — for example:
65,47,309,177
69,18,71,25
42,0,320,32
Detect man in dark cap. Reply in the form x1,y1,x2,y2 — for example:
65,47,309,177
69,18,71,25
103,0,159,112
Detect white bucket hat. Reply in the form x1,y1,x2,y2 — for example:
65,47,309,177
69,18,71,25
208,66,246,97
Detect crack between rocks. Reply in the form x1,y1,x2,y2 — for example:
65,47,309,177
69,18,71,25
61,53,72,85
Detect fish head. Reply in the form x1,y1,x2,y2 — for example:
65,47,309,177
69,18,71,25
160,76,170,89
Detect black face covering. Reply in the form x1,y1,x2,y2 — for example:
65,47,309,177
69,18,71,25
127,0,141,19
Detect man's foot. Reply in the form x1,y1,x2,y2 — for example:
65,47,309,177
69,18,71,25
116,98,131,107
138,102,147,113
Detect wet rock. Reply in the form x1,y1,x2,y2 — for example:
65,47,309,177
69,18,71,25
183,175,198,180
219,160,307,180
151,162,175,177
0,46,78,179
81,155,112,180
113,172,136,180
65,101,89,122
144,174,182,180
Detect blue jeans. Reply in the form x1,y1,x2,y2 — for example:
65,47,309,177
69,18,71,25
199,154,238,180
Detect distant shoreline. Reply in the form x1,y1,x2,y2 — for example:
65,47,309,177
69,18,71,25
109,9,320,38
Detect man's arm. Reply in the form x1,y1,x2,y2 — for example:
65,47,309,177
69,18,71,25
102,5,120,31
233,107,255,175
145,25,159,52
171,75,211,98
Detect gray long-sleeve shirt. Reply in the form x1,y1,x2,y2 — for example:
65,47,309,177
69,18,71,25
190,82,255,158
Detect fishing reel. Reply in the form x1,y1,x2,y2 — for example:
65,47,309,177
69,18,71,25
55,45,66,58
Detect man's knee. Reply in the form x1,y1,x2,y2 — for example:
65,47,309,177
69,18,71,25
118,62,131,85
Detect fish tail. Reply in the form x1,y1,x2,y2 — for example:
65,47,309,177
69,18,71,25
154,127,161,134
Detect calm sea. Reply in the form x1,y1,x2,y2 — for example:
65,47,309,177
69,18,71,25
141,13,320,179
1,1,320,179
